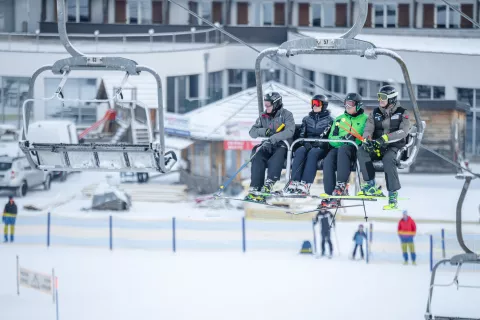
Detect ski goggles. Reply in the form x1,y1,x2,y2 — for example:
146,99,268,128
345,100,357,108
311,99,323,107
377,92,398,101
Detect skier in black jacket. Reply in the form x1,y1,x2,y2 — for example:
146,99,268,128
314,208,335,257
3,196,18,243
285,94,333,195
244,92,296,203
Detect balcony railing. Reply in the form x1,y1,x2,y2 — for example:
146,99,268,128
0,26,227,53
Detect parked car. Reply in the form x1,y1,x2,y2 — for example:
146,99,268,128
28,120,79,182
0,155,51,197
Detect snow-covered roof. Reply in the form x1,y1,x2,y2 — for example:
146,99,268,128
185,81,344,140
295,30,480,56
101,74,160,109
164,135,194,150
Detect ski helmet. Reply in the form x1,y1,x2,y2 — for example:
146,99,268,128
311,94,329,110
344,92,363,112
264,91,283,113
378,85,398,107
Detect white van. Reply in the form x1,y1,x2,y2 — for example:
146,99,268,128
28,120,79,181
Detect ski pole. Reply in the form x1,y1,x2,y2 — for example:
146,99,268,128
336,122,364,142
340,118,362,138
213,123,286,197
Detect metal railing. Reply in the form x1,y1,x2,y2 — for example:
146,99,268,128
0,26,226,53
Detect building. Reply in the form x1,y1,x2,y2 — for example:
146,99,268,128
0,0,478,162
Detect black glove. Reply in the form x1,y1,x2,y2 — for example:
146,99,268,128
262,140,273,153
303,142,313,152
375,134,389,148
362,140,375,154
265,128,274,137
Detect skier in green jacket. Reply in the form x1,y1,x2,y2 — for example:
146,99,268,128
320,93,368,208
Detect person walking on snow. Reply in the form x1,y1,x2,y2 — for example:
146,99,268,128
244,91,295,203
398,210,417,265
352,224,367,260
285,94,333,196
320,93,368,209
357,85,411,210
3,196,18,243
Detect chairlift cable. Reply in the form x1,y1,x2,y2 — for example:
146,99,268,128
420,145,480,178
167,0,343,101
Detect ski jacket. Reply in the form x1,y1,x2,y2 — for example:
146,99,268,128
249,107,295,146
3,201,17,218
398,216,416,241
353,230,367,245
363,103,411,149
328,109,368,148
299,111,333,140
316,210,334,234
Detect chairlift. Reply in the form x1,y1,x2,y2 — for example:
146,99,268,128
253,0,425,181
18,0,177,173
425,173,480,320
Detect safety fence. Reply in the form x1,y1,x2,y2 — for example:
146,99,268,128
431,229,480,272
13,213,312,252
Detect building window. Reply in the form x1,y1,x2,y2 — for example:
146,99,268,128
323,3,335,27
262,3,274,26
65,0,91,23
166,75,200,114
435,4,460,28
263,69,281,82
227,69,258,95
372,4,397,28
0,77,29,128
311,4,321,26
401,84,446,100
44,78,97,125
208,71,223,104
237,2,249,25
301,68,315,96
127,0,152,24
325,74,346,95
356,79,391,99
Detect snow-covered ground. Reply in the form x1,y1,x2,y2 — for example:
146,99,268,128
1,246,479,320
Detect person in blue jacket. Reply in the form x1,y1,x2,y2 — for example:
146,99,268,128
352,224,367,260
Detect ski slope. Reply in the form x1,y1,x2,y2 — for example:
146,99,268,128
1,245,479,320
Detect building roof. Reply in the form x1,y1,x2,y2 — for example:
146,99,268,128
185,81,344,140
295,30,480,56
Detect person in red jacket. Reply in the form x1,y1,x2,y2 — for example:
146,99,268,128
398,210,416,265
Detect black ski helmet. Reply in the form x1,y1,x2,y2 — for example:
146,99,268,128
344,92,363,112
264,91,283,113
378,85,398,107
311,94,329,110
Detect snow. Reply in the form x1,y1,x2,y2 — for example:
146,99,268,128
0,245,479,320
295,30,480,56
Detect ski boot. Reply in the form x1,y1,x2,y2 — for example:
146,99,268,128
329,182,348,208
357,180,384,197
10,235,14,243
3,235,7,243
383,191,399,210
260,179,276,195
284,181,299,195
244,187,266,203
296,181,311,196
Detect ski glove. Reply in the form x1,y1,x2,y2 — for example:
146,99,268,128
265,128,274,137
342,134,356,141
362,140,376,154
375,134,389,147
262,140,273,153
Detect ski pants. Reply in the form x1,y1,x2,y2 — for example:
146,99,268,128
321,232,333,255
250,145,287,189
3,214,16,240
352,244,364,259
291,146,329,183
357,147,401,192
322,144,356,195
401,240,416,262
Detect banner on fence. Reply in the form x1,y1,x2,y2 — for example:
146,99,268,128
18,267,53,295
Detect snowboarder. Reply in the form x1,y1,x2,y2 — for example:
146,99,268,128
3,196,18,243
357,85,411,210
352,224,367,260
285,94,333,195
398,210,417,265
244,91,295,203
321,93,368,208
314,208,335,257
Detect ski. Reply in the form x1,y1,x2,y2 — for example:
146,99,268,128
318,193,409,201
286,204,364,215
252,192,378,201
